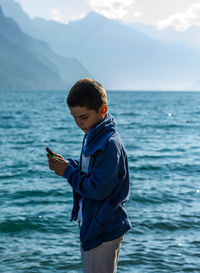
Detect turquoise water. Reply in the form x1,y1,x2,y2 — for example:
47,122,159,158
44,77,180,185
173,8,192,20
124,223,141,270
1,90,200,273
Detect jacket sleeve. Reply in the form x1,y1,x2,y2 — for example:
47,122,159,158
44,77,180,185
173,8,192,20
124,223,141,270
67,158,79,168
63,140,122,200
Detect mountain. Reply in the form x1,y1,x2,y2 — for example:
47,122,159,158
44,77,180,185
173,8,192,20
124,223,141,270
1,0,200,90
0,5,90,90
128,22,200,49
0,6,60,90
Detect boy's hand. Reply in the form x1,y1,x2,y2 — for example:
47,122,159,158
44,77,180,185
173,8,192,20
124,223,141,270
47,153,69,176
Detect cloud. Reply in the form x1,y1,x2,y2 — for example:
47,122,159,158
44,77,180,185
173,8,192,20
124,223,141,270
69,12,87,22
157,3,200,31
50,9,62,22
85,0,143,22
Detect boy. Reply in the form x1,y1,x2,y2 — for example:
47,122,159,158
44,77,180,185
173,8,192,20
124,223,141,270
47,78,131,273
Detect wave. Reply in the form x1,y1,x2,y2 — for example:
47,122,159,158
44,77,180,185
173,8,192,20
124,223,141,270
138,217,200,232
131,192,178,204
0,216,69,234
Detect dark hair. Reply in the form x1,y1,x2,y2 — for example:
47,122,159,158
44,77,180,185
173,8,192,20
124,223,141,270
67,78,107,112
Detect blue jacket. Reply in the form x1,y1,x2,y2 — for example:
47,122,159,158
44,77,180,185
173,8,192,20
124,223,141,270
63,113,132,251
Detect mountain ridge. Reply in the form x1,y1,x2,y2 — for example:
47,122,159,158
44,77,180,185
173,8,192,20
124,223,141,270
1,0,200,90
128,22,200,49
0,4,90,90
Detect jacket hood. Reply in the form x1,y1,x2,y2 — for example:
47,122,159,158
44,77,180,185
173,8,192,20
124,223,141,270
82,113,116,157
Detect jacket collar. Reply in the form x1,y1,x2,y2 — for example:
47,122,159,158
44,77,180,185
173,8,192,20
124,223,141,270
82,113,116,157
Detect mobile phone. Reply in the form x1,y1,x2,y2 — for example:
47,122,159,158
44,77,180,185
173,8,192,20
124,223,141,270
46,147,56,158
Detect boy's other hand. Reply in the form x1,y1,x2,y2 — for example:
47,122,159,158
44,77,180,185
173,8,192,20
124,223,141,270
47,154,69,176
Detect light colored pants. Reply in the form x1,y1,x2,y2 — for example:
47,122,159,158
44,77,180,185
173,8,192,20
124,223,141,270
81,235,124,273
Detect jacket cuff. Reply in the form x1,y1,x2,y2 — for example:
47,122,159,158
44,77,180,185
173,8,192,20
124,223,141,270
63,165,74,179
67,158,79,168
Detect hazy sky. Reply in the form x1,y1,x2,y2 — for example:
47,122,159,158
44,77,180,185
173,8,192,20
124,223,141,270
15,0,200,31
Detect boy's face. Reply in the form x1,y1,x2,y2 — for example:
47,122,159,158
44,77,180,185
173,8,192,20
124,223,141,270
69,105,107,134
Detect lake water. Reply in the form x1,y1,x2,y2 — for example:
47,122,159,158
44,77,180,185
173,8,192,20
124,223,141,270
1,90,200,273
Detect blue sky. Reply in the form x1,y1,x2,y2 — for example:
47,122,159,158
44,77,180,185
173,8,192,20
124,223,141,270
15,0,200,31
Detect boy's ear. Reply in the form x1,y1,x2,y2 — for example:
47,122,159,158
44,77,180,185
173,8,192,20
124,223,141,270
101,105,108,118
